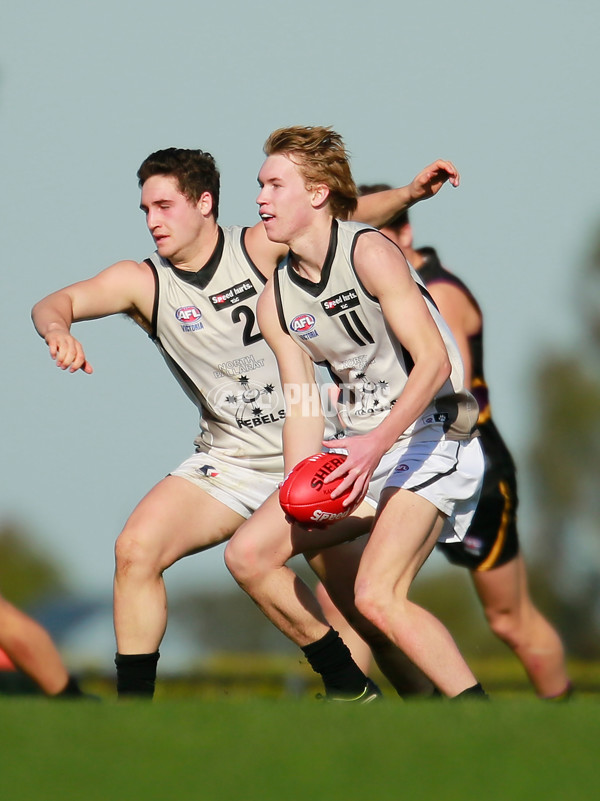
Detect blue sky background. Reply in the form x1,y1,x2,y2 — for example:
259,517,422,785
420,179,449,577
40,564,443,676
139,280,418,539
1,1,599,609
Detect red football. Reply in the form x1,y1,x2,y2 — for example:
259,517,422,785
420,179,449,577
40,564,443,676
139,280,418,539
279,452,358,527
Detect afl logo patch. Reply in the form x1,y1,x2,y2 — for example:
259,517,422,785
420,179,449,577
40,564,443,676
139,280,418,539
176,306,201,323
463,535,484,556
175,306,203,332
290,314,316,334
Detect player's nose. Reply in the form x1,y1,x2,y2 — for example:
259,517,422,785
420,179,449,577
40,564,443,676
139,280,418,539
256,186,267,205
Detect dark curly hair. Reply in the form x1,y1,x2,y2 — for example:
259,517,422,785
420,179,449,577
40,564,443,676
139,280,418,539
137,147,221,219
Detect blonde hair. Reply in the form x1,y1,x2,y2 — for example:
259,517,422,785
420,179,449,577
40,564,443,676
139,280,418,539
263,126,358,220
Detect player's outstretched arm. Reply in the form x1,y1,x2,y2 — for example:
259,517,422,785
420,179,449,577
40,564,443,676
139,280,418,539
32,288,93,374
32,259,154,374
352,159,460,227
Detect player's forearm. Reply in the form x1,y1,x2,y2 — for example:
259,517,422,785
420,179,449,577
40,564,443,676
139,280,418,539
31,294,74,339
282,412,324,475
352,186,413,227
278,352,325,472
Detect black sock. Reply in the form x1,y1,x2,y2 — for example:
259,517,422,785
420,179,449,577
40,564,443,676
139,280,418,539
55,675,84,698
451,682,489,700
301,628,367,696
115,651,160,698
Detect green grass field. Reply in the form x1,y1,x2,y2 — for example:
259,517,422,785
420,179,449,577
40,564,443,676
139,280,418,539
1,660,598,801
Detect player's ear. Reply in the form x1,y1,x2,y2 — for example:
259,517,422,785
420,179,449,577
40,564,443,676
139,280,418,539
197,191,214,217
311,183,330,209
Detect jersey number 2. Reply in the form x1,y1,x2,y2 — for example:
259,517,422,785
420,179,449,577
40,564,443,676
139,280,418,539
231,305,263,345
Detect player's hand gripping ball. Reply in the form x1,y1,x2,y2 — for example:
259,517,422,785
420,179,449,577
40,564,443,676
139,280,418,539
279,452,359,527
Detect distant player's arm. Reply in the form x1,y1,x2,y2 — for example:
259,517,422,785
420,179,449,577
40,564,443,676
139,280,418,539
32,260,155,374
257,280,324,474
351,159,460,227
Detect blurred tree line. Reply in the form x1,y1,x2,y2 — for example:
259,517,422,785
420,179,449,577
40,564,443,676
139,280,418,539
528,222,600,657
0,520,66,605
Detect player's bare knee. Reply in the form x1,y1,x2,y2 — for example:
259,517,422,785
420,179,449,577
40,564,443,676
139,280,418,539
226,532,284,588
114,529,161,578
353,583,390,633
485,606,523,646
224,536,260,585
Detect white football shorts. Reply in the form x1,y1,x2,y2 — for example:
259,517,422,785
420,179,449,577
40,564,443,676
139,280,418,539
332,437,484,544
170,452,282,519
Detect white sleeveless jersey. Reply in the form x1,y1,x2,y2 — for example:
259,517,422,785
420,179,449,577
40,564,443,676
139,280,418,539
274,220,478,444
146,225,286,472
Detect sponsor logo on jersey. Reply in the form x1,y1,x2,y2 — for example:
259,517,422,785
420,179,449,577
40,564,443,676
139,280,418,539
175,306,203,332
321,289,359,316
210,280,257,309
290,313,318,340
